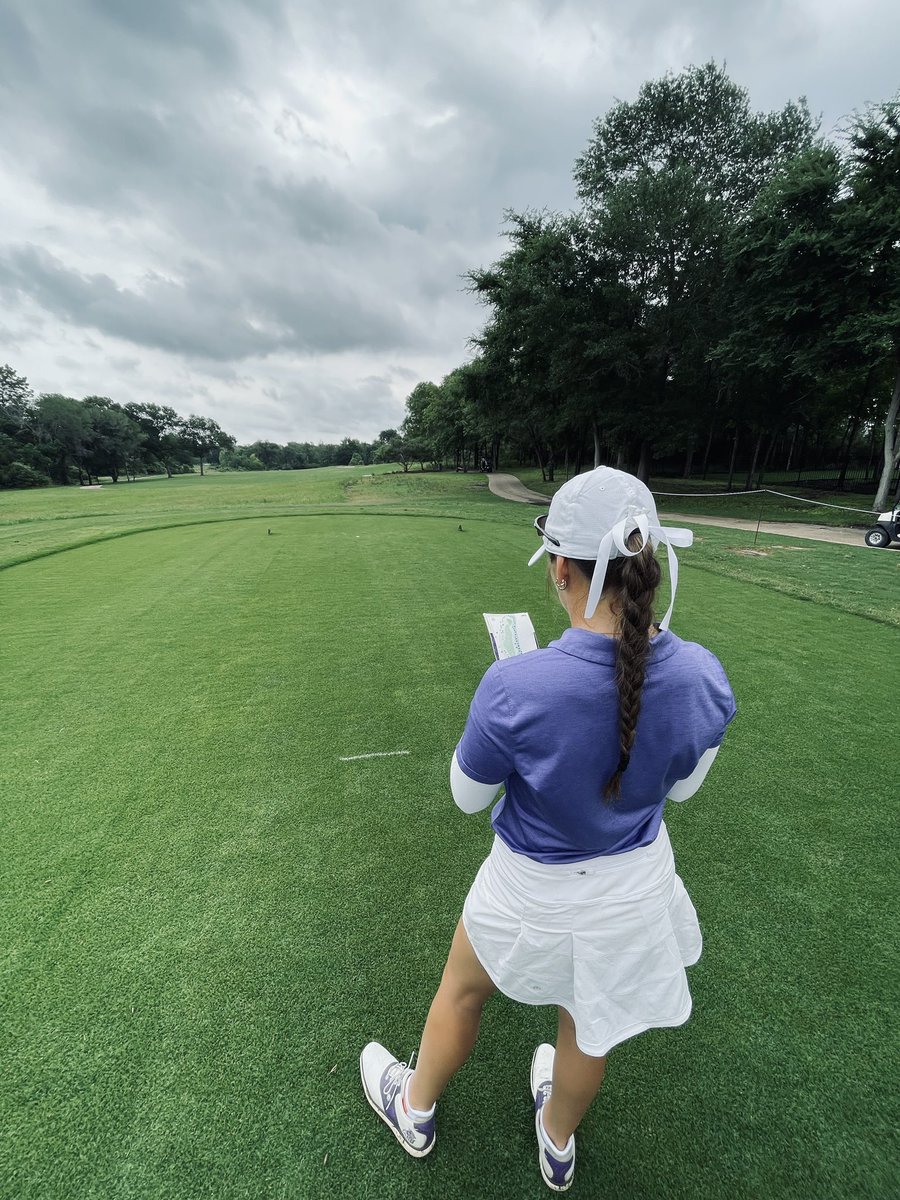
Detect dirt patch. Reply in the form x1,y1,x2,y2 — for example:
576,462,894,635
730,544,808,557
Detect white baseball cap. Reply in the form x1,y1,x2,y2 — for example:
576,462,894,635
527,466,693,629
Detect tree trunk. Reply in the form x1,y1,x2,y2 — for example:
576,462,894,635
795,425,807,482
615,446,625,470
531,428,547,481
865,425,877,481
726,429,739,492
838,368,875,487
636,439,652,484
682,434,695,478
873,362,900,512
837,418,860,488
592,422,601,469
756,429,778,488
744,430,764,491
784,424,798,472
199,456,205,476
700,422,715,479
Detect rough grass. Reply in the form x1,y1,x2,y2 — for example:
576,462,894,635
511,466,885,527
1,491,898,1200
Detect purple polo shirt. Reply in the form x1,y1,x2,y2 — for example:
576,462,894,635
455,627,737,863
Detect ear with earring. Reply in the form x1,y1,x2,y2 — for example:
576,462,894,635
554,577,568,591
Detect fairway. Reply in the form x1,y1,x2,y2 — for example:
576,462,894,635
2,490,898,1199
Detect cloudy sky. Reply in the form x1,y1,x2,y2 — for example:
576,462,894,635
0,1,897,444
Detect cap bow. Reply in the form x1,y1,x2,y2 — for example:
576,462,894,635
583,510,693,630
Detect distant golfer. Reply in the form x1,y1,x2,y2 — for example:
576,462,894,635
360,467,736,1191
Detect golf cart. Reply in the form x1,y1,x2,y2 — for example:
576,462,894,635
864,504,900,548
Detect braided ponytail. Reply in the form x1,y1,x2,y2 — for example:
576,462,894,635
604,531,661,800
570,528,662,802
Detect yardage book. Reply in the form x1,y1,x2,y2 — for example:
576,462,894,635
483,612,539,660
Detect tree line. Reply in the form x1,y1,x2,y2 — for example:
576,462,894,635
0,368,398,488
0,373,237,487
395,64,900,511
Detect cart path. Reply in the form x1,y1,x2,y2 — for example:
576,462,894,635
487,473,872,548
487,473,552,504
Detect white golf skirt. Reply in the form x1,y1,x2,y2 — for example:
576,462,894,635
462,824,702,1057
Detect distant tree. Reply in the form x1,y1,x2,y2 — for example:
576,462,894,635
247,440,281,469
281,442,308,469
0,365,48,487
401,382,444,465
373,434,413,471
33,394,91,484
123,402,187,478
0,461,50,488
182,415,236,476
334,437,369,466
219,447,265,471
81,396,145,483
0,364,33,429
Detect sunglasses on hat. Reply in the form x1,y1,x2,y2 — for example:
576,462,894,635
533,514,561,548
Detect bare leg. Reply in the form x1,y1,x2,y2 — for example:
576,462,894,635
542,1006,607,1149
407,919,497,1112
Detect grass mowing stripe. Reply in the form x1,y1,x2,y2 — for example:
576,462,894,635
2,513,897,1199
3,468,897,630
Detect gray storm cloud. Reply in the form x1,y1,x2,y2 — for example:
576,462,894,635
0,0,897,441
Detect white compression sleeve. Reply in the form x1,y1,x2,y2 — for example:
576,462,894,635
450,749,504,814
667,745,721,802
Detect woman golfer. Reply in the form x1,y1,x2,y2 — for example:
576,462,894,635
360,466,736,1191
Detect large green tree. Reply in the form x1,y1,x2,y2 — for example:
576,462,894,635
573,62,817,479
713,146,853,488
838,100,900,510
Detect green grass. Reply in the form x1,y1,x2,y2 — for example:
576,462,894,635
3,467,898,628
511,467,884,528
0,466,505,571
1,473,898,1199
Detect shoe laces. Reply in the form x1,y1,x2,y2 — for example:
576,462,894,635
383,1050,417,1106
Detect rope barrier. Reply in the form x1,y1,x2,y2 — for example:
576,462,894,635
651,486,878,516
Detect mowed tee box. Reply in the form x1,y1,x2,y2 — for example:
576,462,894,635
483,613,539,660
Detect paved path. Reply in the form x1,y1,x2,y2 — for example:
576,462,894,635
487,473,549,504
487,472,874,549
655,511,871,548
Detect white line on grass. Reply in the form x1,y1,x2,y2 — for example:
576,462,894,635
339,750,411,762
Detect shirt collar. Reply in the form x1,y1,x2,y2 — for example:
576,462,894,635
549,626,679,665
